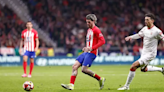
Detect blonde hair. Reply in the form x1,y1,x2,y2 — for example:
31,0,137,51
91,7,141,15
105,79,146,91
86,14,97,23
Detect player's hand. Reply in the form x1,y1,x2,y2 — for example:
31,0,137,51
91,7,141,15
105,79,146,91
87,47,92,51
35,47,38,52
82,47,89,52
125,36,132,41
19,48,22,55
82,47,92,52
82,47,87,52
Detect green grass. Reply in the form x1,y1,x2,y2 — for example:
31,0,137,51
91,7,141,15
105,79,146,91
0,65,164,92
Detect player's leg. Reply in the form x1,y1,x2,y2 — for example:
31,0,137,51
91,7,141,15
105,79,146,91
70,60,81,85
22,51,28,77
118,60,140,90
81,53,97,78
81,53,105,90
141,65,162,72
28,51,35,78
81,66,105,90
61,61,81,90
28,58,34,78
61,53,85,90
140,61,164,75
81,66,99,79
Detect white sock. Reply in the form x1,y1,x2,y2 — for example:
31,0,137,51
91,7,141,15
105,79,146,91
124,71,135,87
147,66,162,72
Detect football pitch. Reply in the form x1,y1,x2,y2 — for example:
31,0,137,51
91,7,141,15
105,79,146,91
0,65,164,92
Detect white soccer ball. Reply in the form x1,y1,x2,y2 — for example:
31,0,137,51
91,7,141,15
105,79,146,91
23,81,34,91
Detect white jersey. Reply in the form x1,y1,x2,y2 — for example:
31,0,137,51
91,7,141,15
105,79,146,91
131,26,164,58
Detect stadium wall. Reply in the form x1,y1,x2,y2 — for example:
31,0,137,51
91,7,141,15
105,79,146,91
0,56,164,66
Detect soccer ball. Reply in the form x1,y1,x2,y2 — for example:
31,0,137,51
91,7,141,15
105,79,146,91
23,81,34,91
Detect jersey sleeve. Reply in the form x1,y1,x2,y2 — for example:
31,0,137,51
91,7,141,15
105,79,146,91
21,31,24,39
92,29,105,50
34,31,38,39
138,28,145,37
157,29,164,41
130,27,145,39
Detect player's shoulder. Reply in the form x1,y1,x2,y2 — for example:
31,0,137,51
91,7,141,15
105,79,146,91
140,26,149,32
22,29,27,33
92,26,101,32
142,26,147,30
32,29,38,33
153,26,161,32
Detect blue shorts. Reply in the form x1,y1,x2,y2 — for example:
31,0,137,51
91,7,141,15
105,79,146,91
76,52,96,67
24,51,36,58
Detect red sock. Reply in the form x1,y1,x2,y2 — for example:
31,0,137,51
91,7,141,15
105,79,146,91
70,75,76,84
23,61,27,74
130,68,136,71
94,74,101,80
29,62,34,75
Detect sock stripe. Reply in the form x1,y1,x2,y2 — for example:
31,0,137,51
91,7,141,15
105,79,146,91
130,68,136,71
94,74,101,80
93,73,95,77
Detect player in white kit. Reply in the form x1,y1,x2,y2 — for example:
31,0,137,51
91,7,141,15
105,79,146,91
118,13,164,90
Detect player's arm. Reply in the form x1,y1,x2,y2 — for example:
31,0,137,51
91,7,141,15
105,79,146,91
125,34,142,41
35,38,39,52
125,27,145,41
34,32,39,52
91,30,105,51
19,32,24,55
158,31,164,41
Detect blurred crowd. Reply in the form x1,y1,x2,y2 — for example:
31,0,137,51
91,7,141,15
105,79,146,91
1,0,164,56
0,5,23,48
0,5,47,56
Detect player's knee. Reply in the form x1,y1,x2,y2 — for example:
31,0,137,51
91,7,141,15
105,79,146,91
141,68,147,72
72,65,78,70
23,57,28,62
81,67,87,73
23,58,27,61
130,64,139,71
72,65,75,70
29,60,33,63
81,69,87,74
23,60,27,62
130,67,137,71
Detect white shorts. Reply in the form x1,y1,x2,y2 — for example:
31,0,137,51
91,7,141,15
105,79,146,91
138,55,155,69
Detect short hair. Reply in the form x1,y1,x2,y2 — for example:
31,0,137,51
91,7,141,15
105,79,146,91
86,14,97,23
145,13,155,20
26,21,32,24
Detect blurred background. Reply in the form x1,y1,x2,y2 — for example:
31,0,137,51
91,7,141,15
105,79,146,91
0,0,164,61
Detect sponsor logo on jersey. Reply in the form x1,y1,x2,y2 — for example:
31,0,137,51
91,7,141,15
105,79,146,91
99,33,103,37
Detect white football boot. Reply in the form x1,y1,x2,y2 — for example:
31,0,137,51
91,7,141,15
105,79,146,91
117,86,129,90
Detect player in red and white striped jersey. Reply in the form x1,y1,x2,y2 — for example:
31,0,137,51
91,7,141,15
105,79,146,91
19,21,39,78
86,25,105,56
61,14,106,90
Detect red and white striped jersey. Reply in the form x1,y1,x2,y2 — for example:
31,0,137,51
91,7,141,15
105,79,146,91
86,26,105,55
21,29,38,52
